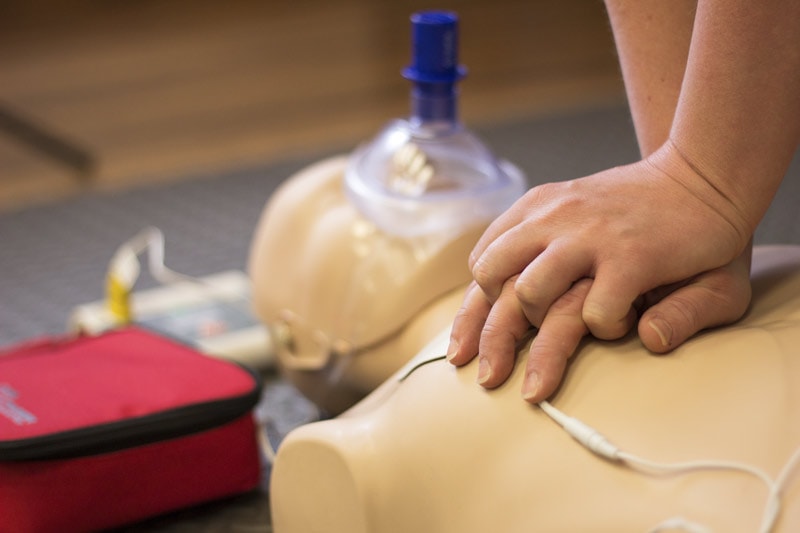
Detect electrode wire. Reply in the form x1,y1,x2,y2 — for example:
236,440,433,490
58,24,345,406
539,400,800,533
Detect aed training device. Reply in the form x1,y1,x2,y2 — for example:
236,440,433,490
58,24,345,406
69,227,273,370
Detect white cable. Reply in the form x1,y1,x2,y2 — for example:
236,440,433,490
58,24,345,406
617,451,774,490
112,226,201,286
107,226,248,307
139,227,190,285
538,400,622,460
537,400,800,533
760,445,800,533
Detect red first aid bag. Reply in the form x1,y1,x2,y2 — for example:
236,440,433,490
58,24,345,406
0,327,263,533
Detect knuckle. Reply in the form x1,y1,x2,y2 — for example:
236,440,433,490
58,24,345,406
581,302,607,330
514,286,545,328
531,181,560,201
583,304,630,340
513,277,537,305
452,300,486,329
471,256,494,291
661,294,702,331
480,319,510,342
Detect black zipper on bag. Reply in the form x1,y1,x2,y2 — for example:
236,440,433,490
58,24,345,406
0,365,263,462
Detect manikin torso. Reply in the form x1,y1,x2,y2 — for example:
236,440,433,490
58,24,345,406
248,156,483,414
269,245,800,533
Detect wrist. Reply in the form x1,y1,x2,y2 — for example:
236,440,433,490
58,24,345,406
645,140,754,254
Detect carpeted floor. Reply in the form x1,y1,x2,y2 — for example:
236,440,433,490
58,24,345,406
2,105,798,531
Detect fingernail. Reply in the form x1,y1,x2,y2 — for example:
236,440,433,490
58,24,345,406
476,357,492,385
522,371,540,402
446,338,459,362
649,318,672,348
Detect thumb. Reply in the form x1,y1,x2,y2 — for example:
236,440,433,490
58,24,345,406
638,271,751,353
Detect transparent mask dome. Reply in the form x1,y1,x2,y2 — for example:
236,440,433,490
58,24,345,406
344,11,527,237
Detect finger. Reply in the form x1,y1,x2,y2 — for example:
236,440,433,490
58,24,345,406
468,189,535,270
582,265,642,340
521,278,592,403
514,242,593,328
471,221,545,303
447,282,491,366
476,276,533,389
638,268,752,353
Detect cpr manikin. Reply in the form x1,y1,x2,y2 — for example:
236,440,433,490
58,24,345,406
248,10,800,533
269,245,800,533
248,12,525,414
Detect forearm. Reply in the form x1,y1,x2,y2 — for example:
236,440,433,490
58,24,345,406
604,0,696,157
670,0,800,235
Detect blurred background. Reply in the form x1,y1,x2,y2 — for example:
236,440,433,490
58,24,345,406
0,0,624,211
3,3,799,530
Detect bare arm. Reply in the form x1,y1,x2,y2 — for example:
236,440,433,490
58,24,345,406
670,0,800,235
605,0,696,156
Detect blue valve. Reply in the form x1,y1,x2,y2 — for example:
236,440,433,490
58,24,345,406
402,11,467,123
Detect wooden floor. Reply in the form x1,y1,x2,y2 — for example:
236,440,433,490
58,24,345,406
0,0,624,211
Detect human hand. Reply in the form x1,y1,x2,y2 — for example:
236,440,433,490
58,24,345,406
447,277,593,402
637,243,752,353
469,142,751,342
447,246,753,402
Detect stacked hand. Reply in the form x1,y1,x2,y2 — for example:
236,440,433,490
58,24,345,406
447,142,754,402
